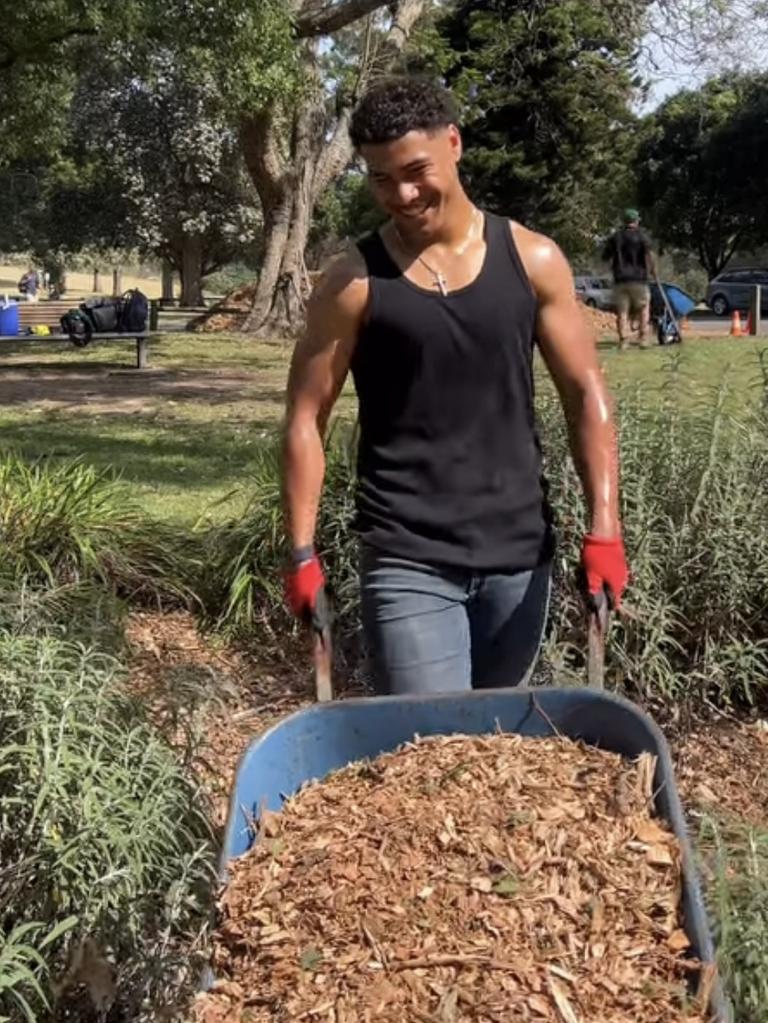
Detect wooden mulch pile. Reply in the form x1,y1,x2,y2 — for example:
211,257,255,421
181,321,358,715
581,304,618,337
188,272,325,333
187,283,259,333
198,733,713,1022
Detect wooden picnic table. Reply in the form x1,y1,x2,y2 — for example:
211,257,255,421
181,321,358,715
0,299,161,368
0,331,156,369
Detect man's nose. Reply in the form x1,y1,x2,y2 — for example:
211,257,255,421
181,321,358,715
395,182,419,206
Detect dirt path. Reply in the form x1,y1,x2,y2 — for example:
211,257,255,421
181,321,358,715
0,263,164,300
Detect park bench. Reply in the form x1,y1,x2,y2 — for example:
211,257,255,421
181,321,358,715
0,299,161,369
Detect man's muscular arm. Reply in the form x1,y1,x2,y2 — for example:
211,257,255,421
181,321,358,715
282,249,368,554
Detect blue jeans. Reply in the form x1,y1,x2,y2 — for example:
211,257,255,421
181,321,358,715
360,547,551,695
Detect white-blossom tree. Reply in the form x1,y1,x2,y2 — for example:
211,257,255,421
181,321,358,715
72,52,260,305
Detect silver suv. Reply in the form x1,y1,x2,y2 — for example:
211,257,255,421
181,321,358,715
706,269,768,316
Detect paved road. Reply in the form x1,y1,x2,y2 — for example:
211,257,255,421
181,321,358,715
687,313,731,335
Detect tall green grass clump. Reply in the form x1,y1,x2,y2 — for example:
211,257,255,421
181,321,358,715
541,360,768,709
699,816,768,1022
0,452,201,606
0,635,216,1021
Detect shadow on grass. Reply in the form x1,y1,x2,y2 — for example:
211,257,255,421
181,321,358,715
0,414,278,496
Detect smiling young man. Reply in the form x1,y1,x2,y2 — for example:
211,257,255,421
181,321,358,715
281,76,628,695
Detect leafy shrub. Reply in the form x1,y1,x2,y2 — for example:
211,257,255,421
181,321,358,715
0,453,201,606
540,367,768,709
0,635,216,1021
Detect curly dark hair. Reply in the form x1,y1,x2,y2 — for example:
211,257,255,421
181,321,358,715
349,76,459,148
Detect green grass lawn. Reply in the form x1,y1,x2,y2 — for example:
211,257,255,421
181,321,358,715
0,331,766,522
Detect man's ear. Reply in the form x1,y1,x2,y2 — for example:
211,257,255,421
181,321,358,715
447,123,463,163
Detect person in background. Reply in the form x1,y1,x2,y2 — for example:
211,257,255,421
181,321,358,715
281,76,628,695
602,209,655,350
18,267,40,302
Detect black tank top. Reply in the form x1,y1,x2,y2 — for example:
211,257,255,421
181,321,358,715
350,211,554,572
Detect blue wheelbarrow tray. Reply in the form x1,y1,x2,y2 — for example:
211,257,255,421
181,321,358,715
652,282,698,318
221,685,730,1021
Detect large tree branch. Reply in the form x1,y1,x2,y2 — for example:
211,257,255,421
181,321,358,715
312,0,426,194
368,0,425,71
295,0,387,38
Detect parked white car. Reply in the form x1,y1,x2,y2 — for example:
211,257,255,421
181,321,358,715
574,275,615,311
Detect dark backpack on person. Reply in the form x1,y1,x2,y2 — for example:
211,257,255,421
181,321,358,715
61,309,93,347
120,289,149,332
81,297,122,333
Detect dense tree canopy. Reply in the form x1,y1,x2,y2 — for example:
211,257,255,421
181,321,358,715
71,53,260,304
431,0,646,262
636,73,768,276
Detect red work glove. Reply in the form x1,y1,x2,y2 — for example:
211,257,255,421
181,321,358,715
581,534,629,609
284,554,325,621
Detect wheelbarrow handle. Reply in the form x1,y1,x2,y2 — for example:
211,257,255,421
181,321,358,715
308,586,333,703
587,589,610,690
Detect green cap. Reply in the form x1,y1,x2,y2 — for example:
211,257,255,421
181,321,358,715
623,207,640,224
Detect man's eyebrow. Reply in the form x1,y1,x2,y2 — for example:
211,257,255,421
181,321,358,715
368,157,430,176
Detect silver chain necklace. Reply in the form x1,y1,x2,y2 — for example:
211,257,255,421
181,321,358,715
393,208,482,297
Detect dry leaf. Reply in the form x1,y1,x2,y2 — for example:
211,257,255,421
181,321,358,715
667,929,691,952
548,975,581,1023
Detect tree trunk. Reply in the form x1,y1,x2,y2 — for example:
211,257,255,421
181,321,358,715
161,259,175,306
93,268,101,292
112,267,122,297
239,0,426,338
179,236,205,307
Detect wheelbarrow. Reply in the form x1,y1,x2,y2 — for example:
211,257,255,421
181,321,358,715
221,686,731,1021
650,280,698,345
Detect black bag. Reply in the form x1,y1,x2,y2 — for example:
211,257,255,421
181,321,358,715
120,289,148,332
81,297,122,333
61,310,93,348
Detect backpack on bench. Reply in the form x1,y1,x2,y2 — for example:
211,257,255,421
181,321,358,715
60,289,149,347
120,289,149,332
60,309,93,347
82,297,122,333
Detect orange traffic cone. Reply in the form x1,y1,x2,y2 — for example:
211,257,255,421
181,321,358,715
681,315,689,333
730,310,743,336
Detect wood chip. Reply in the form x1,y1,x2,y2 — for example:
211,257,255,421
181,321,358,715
203,734,713,1022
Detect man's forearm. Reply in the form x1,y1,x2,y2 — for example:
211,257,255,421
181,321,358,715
565,389,621,538
282,418,326,551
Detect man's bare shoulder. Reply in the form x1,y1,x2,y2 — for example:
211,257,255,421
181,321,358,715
508,220,572,299
309,243,370,316
508,221,563,273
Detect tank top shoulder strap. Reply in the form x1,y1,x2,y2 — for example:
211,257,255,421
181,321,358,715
483,211,536,303
357,231,400,281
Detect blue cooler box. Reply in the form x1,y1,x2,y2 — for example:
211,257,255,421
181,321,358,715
0,301,20,335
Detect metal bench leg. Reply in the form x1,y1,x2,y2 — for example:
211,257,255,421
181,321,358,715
136,337,148,369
